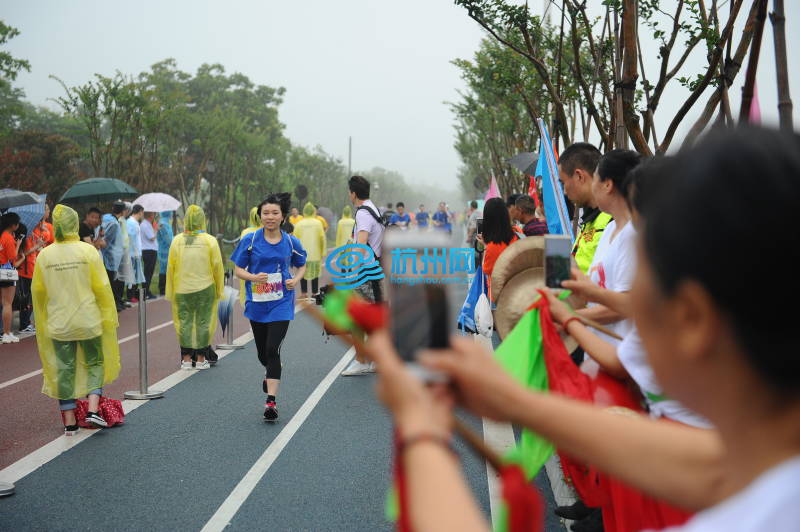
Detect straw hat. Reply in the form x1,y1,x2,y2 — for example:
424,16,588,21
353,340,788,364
490,236,545,301
492,261,579,353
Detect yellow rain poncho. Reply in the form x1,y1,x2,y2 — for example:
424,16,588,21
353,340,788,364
293,202,326,280
32,204,121,400
238,206,261,305
165,205,225,350
335,206,356,248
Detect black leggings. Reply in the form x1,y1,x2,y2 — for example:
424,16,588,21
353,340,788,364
250,320,290,380
300,278,318,294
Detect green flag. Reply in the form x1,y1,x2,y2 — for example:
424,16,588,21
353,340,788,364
494,308,554,480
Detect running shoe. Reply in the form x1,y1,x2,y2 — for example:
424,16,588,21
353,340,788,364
2,333,19,343
195,360,210,370
21,325,35,333
64,425,79,436
85,412,109,428
340,359,372,376
180,361,194,370
263,401,278,422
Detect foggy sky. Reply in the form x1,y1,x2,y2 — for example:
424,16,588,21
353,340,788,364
4,1,799,192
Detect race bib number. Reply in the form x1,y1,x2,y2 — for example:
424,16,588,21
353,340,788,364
252,272,283,302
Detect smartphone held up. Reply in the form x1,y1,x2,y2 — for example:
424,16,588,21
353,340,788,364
381,230,451,382
544,234,572,289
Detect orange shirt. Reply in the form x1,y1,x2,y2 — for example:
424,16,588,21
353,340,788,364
0,231,18,267
18,224,54,279
482,235,519,301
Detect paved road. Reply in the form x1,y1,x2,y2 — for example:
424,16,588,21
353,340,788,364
0,244,568,531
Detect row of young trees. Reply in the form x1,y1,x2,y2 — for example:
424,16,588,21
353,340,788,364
0,22,456,236
452,0,793,197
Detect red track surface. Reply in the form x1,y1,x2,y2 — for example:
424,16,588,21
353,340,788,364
0,297,249,470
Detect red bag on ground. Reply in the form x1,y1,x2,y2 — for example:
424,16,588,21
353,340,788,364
75,396,125,428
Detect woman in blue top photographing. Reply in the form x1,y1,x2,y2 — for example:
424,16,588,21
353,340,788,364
231,193,306,422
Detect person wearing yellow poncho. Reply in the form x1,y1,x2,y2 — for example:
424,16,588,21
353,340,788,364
292,202,326,298
238,206,260,305
335,205,356,248
32,204,121,434
166,205,225,370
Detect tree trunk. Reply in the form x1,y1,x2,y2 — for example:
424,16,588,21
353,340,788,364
770,0,793,131
739,0,768,122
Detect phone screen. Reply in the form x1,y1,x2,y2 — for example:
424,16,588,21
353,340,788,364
476,218,483,235
545,235,572,289
381,231,451,379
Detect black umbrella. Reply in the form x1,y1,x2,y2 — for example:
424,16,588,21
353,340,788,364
0,189,43,210
60,177,138,204
507,152,539,176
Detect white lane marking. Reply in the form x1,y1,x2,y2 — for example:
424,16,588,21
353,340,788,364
0,320,175,390
0,369,44,391
201,346,355,532
0,331,252,484
473,333,516,528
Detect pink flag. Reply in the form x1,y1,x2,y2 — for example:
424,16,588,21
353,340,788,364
749,83,761,124
484,175,501,201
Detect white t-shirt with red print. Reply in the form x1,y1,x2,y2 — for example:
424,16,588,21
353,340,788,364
587,219,637,345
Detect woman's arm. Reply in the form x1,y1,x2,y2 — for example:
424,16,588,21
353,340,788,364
422,337,729,511
234,266,268,283
544,291,627,378
368,331,490,532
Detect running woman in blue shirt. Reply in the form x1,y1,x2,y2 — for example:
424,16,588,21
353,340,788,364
231,193,307,421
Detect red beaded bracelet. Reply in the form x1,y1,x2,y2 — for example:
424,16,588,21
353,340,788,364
562,316,581,332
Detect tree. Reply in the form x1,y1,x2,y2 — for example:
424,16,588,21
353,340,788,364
0,131,82,200
454,0,756,154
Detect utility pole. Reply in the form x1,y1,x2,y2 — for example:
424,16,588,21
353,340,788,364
348,136,352,177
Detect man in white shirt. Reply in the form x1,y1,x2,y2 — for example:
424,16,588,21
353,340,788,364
341,175,385,376
140,212,158,299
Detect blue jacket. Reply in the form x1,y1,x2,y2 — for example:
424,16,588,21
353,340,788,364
157,211,174,274
101,213,123,272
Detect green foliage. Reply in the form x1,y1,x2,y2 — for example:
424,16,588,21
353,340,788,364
0,21,31,81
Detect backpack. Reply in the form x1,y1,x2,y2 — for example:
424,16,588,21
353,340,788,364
354,204,389,228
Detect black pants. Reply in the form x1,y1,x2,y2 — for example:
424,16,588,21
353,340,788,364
250,320,290,381
142,250,157,296
17,277,32,329
107,269,123,308
159,273,166,296
300,278,318,294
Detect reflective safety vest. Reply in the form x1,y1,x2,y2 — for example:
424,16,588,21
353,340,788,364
572,209,612,274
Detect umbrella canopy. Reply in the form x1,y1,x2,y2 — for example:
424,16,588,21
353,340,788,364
8,194,46,233
217,285,238,334
133,192,181,213
60,178,138,204
507,152,539,176
0,189,42,210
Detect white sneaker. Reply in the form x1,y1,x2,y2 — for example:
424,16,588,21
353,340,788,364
21,325,35,333
2,333,19,344
340,359,373,376
195,360,210,370
180,361,194,370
